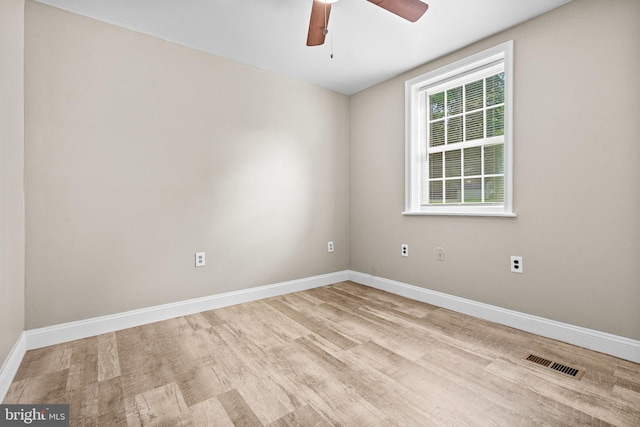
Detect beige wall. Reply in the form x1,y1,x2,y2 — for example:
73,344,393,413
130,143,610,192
24,1,350,328
19,0,640,342
0,0,26,364
350,0,640,340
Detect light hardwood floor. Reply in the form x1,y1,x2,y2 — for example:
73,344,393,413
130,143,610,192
4,282,640,426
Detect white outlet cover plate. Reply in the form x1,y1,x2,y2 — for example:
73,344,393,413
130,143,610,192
510,256,523,273
195,252,206,267
401,244,409,257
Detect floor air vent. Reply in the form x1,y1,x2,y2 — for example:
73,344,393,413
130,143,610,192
525,354,584,380
526,354,552,367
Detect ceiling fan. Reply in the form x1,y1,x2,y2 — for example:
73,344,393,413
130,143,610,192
307,0,429,46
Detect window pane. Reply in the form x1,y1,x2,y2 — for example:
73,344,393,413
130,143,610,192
429,180,443,204
486,73,504,106
485,176,504,202
430,121,445,147
445,149,461,178
430,92,445,120
407,42,512,213
486,106,504,137
484,143,504,174
429,152,443,179
447,86,463,116
465,111,484,141
464,178,482,203
465,80,483,111
447,116,463,144
445,179,462,203
464,146,481,176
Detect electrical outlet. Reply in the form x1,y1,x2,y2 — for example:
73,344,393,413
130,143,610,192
510,256,523,273
401,244,409,257
195,252,206,267
328,241,334,253
437,247,445,261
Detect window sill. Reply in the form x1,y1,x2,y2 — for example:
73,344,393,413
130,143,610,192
402,210,517,218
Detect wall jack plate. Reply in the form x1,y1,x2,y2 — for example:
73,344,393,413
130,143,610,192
510,256,523,273
328,241,334,253
401,244,409,257
195,252,206,267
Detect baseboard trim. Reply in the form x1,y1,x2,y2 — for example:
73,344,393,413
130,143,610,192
25,270,350,351
348,271,640,364
0,332,27,402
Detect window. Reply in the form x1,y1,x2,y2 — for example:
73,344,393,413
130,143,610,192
404,41,515,217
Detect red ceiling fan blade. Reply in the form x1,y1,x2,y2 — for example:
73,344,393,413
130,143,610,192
307,0,332,46
368,0,429,22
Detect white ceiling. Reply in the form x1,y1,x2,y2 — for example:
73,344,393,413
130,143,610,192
34,0,572,95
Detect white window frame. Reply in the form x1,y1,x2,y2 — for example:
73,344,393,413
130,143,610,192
403,40,516,217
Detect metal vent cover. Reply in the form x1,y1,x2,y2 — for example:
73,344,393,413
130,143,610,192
525,354,585,380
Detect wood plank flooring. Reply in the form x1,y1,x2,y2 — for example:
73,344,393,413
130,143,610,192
4,281,640,426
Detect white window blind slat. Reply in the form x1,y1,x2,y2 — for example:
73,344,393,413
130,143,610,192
421,64,506,206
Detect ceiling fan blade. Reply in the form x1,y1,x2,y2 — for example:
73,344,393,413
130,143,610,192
307,0,332,46
368,0,429,23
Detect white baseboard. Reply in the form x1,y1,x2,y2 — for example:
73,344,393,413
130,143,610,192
348,271,640,364
0,332,27,402
25,270,350,351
